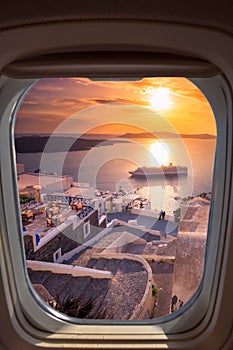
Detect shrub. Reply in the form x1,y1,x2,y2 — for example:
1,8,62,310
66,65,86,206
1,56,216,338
173,207,181,223
181,196,194,202
152,284,158,298
52,293,113,319
19,194,34,204
53,293,93,318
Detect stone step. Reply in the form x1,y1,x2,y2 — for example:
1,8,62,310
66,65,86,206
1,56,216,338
47,273,74,299
28,268,112,319
126,243,146,254
81,278,111,318
92,258,108,271
86,258,98,268
30,271,73,300
103,258,122,275
73,256,90,267
58,276,92,301
28,268,52,285
96,259,148,320
88,257,123,276
117,258,146,275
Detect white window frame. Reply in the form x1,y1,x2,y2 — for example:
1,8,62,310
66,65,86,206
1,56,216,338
0,20,233,350
53,248,62,262
83,221,91,238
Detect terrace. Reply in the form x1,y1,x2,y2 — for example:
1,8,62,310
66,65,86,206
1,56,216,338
21,198,96,245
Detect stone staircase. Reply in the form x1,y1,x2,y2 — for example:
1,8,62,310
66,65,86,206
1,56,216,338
72,256,148,319
28,255,148,320
28,268,111,318
143,236,177,256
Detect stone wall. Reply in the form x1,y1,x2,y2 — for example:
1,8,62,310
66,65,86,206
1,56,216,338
171,198,209,312
172,231,206,308
27,260,112,279
24,210,102,262
24,232,79,262
146,257,175,317
99,217,107,228
180,198,210,232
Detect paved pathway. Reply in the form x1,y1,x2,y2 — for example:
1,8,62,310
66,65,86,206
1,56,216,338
107,212,178,236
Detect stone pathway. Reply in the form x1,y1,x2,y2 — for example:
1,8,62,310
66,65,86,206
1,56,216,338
107,212,178,236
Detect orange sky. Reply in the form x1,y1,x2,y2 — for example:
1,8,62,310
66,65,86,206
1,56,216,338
15,77,216,136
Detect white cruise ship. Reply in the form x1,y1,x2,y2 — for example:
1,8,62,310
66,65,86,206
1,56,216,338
129,163,188,177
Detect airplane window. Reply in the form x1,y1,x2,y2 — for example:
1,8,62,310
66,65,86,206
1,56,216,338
14,77,216,320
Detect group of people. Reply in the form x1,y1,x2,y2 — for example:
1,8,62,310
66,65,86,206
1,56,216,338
69,198,86,212
159,210,166,220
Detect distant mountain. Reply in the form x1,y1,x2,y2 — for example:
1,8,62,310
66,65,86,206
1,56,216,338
119,132,157,139
81,133,120,140
15,132,216,153
15,135,128,153
180,133,216,139
119,132,216,139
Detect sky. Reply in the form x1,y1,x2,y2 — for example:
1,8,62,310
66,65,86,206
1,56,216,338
15,77,216,136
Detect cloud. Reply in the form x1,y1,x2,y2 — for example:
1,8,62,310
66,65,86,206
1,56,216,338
33,84,65,92
91,97,147,106
171,88,207,103
15,77,215,135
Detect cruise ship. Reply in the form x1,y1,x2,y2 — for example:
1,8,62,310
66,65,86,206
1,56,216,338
129,163,188,177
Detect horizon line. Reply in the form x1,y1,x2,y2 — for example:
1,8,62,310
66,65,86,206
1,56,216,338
14,131,217,137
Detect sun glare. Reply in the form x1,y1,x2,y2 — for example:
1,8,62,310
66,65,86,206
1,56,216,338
150,141,171,166
149,87,173,110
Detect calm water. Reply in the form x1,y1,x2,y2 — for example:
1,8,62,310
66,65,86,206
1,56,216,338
17,138,216,214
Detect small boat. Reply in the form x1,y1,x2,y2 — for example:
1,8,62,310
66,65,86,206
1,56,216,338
129,163,188,177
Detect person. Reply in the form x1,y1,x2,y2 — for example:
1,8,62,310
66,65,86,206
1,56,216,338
171,295,178,313
162,210,166,220
159,210,163,220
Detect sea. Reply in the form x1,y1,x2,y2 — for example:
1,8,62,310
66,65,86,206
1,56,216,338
16,137,216,215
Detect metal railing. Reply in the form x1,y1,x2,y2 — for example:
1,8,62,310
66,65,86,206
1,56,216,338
45,194,93,206
77,206,94,221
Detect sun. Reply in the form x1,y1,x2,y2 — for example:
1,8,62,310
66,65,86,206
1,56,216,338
149,87,173,110
150,141,171,166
